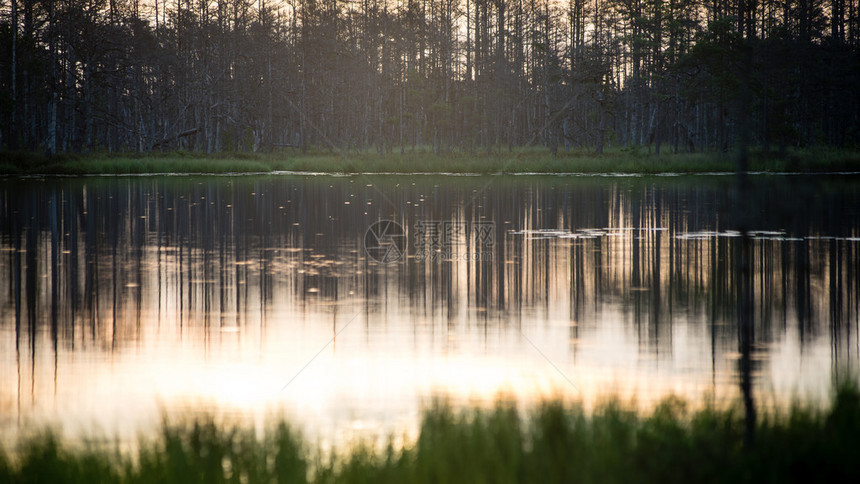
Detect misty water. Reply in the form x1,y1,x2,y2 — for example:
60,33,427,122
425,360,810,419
1,173,859,445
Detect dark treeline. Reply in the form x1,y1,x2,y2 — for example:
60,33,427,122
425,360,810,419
1,0,859,155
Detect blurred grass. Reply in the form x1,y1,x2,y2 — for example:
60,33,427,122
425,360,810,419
2,384,860,483
1,147,859,175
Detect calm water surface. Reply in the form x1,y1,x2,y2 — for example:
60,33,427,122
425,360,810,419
1,173,859,444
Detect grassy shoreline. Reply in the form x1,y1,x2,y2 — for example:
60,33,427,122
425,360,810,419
2,386,859,483
2,148,860,176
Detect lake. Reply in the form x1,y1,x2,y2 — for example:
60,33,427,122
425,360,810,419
1,173,858,446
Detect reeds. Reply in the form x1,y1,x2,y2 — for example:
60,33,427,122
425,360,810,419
2,147,859,175
2,384,859,483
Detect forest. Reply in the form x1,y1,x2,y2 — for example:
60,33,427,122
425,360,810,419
1,0,859,156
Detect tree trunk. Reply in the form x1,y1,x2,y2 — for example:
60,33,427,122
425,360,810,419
10,0,18,149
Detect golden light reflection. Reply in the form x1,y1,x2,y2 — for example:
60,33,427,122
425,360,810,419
0,175,857,448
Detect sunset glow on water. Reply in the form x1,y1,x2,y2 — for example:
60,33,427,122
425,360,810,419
2,174,858,446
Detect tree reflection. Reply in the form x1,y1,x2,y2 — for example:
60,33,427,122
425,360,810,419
0,175,858,412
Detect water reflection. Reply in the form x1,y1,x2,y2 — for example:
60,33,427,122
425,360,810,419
1,174,858,442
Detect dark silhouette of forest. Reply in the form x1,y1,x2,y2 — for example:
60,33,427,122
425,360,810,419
1,0,859,156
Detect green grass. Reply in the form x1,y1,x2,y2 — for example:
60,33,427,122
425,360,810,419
0,151,285,175
2,147,860,175
2,384,860,483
